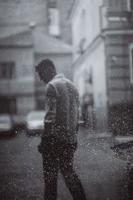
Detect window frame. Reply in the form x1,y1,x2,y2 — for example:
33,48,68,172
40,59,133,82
47,0,60,36
0,61,15,80
0,96,17,114
48,7,60,36
47,0,56,8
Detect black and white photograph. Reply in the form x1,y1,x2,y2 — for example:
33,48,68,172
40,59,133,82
0,0,133,199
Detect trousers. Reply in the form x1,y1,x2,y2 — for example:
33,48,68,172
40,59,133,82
42,141,86,200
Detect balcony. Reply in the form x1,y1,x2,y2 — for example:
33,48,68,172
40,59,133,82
107,11,132,20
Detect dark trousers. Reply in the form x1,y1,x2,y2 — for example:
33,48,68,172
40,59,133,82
42,141,86,200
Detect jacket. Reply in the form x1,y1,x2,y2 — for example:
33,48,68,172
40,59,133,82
43,74,79,144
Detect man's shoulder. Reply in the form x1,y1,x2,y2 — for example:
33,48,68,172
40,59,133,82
48,74,79,96
66,78,78,92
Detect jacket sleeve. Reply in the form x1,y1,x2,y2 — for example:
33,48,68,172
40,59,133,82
77,92,80,132
38,84,57,153
43,83,57,134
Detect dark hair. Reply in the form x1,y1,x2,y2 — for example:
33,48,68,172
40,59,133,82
36,59,56,75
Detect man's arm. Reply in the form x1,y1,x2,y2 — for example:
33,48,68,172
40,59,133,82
44,83,57,135
38,84,57,153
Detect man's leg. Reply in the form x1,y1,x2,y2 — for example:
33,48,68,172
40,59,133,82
59,144,87,200
42,150,58,200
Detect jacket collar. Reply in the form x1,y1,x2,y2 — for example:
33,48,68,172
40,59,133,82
53,73,65,80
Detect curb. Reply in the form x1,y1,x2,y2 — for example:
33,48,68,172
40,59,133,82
79,127,113,139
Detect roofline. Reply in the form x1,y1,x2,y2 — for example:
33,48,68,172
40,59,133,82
0,28,31,40
0,44,33,48
35,51,72,55
71,34,104,69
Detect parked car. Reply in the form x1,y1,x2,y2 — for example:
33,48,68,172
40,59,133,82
25,110,46,136
0,114,15,135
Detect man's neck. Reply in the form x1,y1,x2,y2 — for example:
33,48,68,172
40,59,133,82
47,73,57,83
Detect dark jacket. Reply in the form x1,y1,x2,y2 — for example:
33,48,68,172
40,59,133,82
43,74,79,144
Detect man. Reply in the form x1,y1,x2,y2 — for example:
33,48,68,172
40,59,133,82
35,59,86,200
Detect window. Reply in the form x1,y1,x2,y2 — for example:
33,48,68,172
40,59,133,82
129,44,133,83
0,62,15,79
100,5,108,30
48,8,60,36
48,0,56,8
108,0,132,11
47,0,60,36
78,9,86,53
0,96,16,114
80,9,86,39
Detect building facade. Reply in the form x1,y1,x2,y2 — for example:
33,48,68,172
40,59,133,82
70,0,133,134
0,0,73,125
0,0,74,43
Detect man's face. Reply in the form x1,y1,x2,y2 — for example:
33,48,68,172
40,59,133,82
36,68,49,83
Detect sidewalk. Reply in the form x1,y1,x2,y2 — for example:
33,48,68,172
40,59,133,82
79,126,133,145
72,127,129,200
78,126,114,144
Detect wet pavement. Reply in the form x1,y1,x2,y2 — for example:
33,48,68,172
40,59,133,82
0,128,129,200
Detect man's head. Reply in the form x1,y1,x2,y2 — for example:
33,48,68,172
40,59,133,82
35,59,56,83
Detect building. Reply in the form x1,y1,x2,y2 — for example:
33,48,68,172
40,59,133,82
0,0,73,125
70,0,133,134
0,0,74,43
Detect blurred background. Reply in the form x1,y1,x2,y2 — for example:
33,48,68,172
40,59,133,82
0,0,133,136
1,1,133,199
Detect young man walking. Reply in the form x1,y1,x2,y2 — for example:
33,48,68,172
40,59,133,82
36,59,87,200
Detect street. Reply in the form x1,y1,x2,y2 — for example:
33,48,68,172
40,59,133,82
0,128,129,200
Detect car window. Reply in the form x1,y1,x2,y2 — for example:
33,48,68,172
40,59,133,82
0,116,10,122
27,112,45,120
